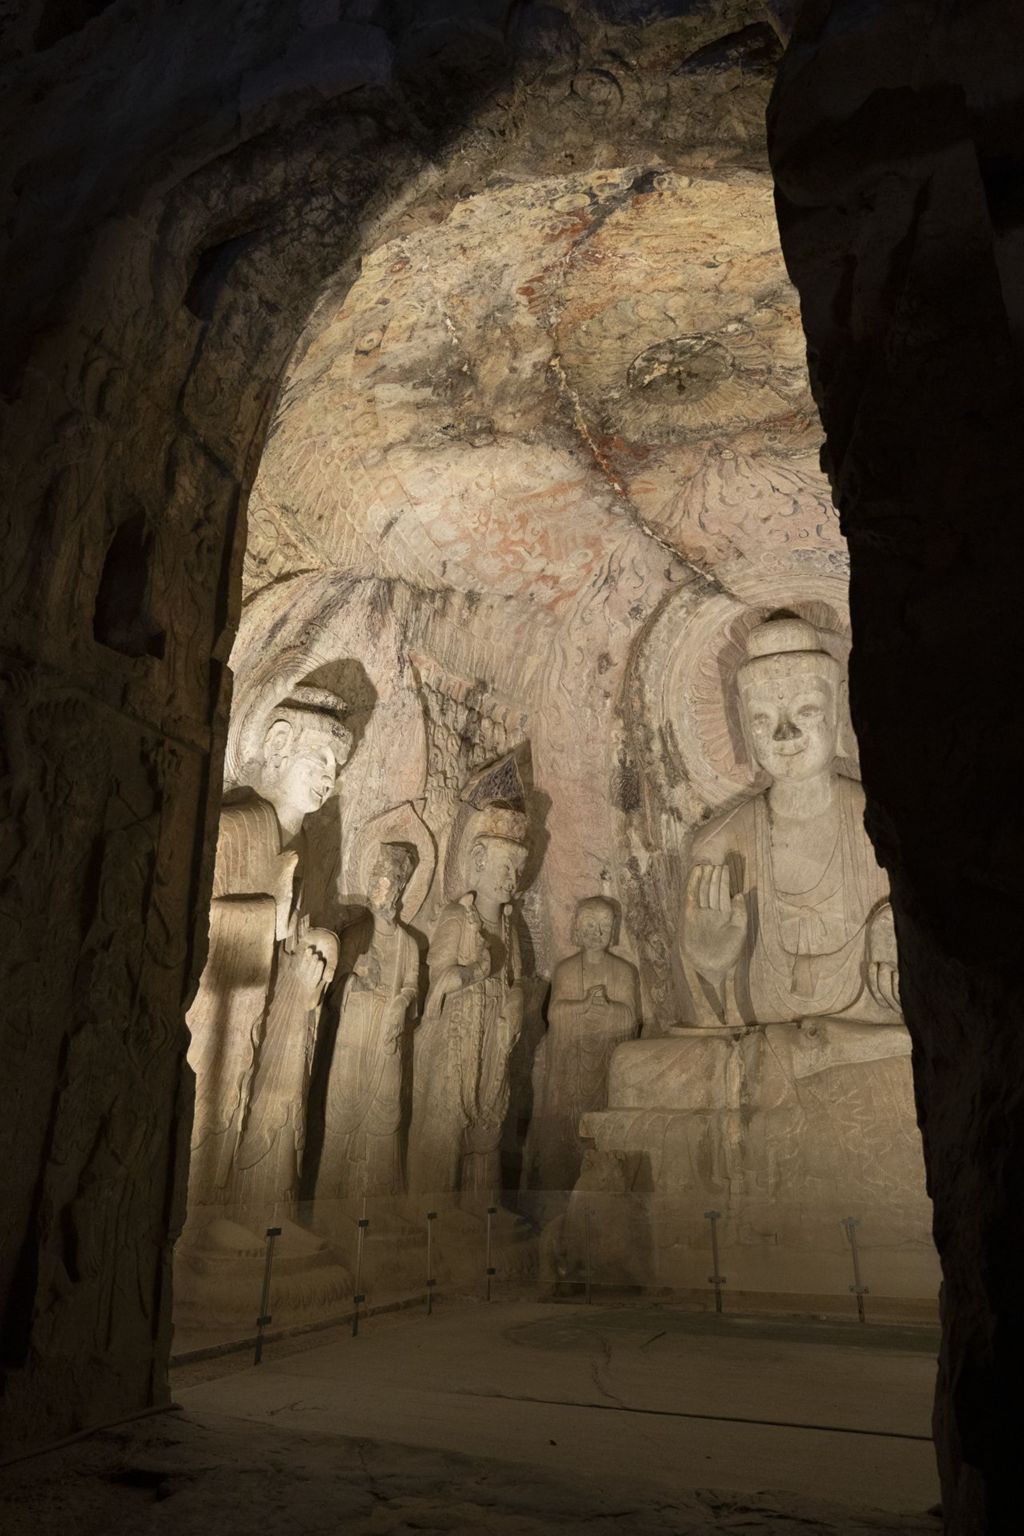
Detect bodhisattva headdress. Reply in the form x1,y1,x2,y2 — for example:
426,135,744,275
443,751,531,900
263,684,353,764
466,803,529,859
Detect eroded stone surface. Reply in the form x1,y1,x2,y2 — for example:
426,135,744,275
0,1407,938,1536
0,3,971,1497
768,1,1024,1523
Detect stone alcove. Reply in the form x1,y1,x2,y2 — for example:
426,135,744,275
170,148,935,1335
2,3,1023,1528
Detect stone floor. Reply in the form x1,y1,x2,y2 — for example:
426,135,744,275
2,1302,943,1535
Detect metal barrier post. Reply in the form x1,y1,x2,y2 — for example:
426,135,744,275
584,1206,593,1305
485,1204,497,1302
254,1225,282,1365
842,1217,868,1323
425,1210,437,1315
352,1208,369,1337
704,1209,726,1314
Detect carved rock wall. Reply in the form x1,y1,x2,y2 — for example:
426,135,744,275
770,3,1024,1527
243,156,845,1014
0,0,793,1451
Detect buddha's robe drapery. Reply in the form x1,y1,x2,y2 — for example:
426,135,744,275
186,795,327,1214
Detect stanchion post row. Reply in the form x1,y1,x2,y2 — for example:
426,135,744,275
841,1216,868,1324
425,1210,437,1315
254,1225,282,1366
583,1205,593,1305
352,1211,369,1337
704,1209,725,1314
485,1204,497,1302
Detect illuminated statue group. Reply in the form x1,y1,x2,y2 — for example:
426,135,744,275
183,612,903,1255
184,690,552,1235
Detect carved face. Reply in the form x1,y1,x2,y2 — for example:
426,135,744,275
262,721,342,817
367,858,407,918
575,904,614,951
472,837,527,906
742,673,839,782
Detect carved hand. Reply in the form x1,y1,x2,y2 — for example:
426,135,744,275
866,903,901,1013
307,926,339,989
585,984,610,1007
283,922,338,1007
682,861,748,982
385,992,413,1044
291,943,327,1005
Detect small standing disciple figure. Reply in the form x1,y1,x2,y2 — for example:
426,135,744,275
186,685,350,1240
529,896,640,1194
319,843,420,1206
408,804,529,1210
681,613,901,1028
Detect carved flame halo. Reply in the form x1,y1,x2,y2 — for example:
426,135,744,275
443,751,531,903
348,802,436,924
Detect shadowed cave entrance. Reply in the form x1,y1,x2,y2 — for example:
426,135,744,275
3,4,1023,1533
170,123,941,1529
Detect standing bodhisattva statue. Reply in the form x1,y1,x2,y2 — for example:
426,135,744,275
186,686,351,1235
682,614,901,1028
408,804,529,1208
319,842,420,1204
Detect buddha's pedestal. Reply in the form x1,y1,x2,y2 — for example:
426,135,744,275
567,1021,939,1311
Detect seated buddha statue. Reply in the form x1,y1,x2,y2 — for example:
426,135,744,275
681,613,900,1029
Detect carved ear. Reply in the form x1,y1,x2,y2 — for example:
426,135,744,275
263,717,294,762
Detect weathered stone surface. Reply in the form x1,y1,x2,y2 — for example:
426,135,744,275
0,1400,940,1536
526,895,640,1198
0,19,1006,1536
581,1020,936,1298
768,1,1024,1527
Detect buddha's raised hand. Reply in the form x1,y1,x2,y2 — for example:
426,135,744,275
682,861,748,982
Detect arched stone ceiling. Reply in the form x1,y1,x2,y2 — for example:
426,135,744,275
239,154,844,962
245,162,841,656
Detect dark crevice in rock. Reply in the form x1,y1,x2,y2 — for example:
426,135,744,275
93,512,166,660
184,228,268,323
33,0,115,52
